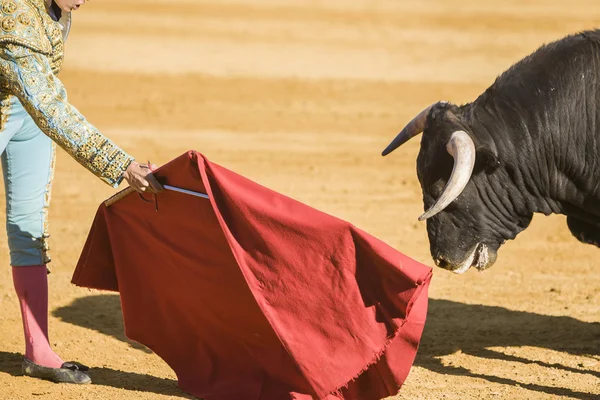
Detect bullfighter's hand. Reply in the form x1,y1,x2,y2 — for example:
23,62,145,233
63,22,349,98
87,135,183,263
123,161,164,194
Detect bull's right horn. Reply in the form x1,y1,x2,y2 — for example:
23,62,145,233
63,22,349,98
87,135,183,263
418,130,476,221
381,101,445,156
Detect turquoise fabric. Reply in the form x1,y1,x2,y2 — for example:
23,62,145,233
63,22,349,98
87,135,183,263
1,97,54,266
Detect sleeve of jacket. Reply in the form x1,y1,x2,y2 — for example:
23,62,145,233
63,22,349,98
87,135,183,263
0,44,134,187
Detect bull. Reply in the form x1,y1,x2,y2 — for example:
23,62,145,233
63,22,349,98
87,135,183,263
382,30,600,274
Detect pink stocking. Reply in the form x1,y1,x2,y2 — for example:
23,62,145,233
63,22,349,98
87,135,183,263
12,265,63,368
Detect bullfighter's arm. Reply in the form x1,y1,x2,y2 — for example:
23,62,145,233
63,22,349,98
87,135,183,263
0,44,134,187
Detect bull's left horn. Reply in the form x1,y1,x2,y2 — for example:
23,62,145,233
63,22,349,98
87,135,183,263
381,102,440,156
418,130,476,221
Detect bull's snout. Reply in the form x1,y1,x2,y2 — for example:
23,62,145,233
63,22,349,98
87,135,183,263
432,243,497,274
433,255,471,274
433,256,452,270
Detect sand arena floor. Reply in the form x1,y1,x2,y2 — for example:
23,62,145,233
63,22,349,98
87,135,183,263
0,1,598,399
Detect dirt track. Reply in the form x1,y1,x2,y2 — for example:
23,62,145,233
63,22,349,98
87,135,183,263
0,1,598,399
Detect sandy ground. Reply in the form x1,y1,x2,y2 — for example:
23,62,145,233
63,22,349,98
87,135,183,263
0,0,598,399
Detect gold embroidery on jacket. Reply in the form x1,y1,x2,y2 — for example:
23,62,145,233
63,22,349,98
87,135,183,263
0,1,134,186
0,0,52,55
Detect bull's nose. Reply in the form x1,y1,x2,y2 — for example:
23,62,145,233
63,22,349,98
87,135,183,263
434,257,452,270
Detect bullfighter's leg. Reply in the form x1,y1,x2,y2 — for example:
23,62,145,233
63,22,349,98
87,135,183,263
566,216,600,247
3,97,60,367
3,108,55,268
2,98,90,384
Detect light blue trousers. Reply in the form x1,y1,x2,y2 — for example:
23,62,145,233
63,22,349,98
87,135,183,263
1,97,55,266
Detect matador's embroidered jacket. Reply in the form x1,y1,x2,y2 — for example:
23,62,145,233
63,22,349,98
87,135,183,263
0,0,133,187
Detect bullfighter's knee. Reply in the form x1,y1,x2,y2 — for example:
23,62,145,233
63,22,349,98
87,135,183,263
7,222,50,267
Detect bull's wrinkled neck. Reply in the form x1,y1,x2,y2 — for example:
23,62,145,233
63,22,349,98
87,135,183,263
471,169,534,242
486,123,600,231
473,99,565,214
473,61,600,222
504,118,600,222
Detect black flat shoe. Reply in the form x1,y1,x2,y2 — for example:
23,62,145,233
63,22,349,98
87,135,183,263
22,357,92,384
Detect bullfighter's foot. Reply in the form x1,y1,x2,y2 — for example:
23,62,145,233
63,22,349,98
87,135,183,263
22,357,91,384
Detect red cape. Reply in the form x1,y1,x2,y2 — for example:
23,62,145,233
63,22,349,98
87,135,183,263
72,151,432,400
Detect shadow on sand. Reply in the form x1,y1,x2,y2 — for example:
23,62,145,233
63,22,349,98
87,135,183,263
0,350,193,398
52,294,599,399
415,299,600,399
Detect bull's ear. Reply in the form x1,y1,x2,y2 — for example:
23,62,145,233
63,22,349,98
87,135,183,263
476,145,500,173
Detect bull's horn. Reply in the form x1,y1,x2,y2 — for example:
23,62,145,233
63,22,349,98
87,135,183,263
418,130,476,221
381,101,445,156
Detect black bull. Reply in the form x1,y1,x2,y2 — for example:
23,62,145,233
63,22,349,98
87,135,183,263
382,30,600,274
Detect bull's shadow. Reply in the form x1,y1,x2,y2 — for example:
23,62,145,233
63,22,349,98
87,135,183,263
416,299,600,399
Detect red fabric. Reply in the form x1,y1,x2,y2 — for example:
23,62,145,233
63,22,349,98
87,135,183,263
72,151,432,400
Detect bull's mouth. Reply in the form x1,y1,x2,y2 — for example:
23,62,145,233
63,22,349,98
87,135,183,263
435,243,494,274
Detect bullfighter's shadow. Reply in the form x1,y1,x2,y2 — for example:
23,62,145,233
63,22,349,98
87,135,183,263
53,295,600,399
0,350,193,398
53,294,152,354
52,295,192,398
